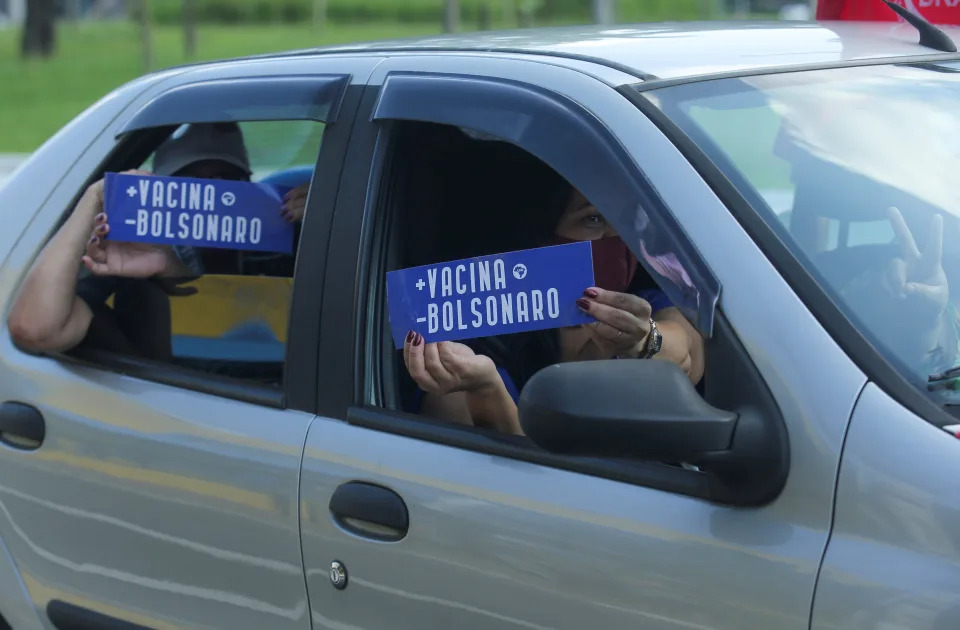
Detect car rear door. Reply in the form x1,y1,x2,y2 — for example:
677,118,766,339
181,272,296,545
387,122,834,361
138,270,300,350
300,55,867,629
0,55,380,629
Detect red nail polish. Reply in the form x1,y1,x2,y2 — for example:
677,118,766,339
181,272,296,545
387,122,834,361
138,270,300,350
406,331,415,343
95,213,106,223
576,298,591,311
414,334,423,346
583,288,599,298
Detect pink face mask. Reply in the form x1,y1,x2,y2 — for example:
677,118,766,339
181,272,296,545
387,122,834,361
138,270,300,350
552,235,638,293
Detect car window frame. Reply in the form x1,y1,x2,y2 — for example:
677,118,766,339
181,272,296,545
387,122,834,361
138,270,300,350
371,71,719,337
316,71,790,505
618,75,960,430
22,75,364,412
118,75,348,134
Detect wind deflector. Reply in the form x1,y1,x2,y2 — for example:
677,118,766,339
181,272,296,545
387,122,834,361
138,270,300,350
118,74,349,136
373,72,719,336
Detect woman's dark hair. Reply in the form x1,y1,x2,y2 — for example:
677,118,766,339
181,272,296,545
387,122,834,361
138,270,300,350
396,124,571,266
445,138,573,258
437,137,575,392
395,125,576,409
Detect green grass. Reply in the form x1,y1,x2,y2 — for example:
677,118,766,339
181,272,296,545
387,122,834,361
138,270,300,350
0,8,779,153
146,0,714,26
0,21,445,152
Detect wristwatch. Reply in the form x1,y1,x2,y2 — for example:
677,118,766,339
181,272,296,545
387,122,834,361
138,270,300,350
638,318,663,359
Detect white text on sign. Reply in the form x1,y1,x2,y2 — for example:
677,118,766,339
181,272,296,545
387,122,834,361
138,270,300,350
126,179,263,246
420,258,561,334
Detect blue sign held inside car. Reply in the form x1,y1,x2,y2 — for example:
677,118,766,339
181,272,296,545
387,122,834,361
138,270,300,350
386,241,595,348
103,172,294,254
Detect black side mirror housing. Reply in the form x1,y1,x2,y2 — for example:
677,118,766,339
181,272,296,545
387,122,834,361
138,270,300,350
518,359,788,505
519,360,736,461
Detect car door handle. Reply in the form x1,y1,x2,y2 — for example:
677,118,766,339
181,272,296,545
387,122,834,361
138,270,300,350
329,481,408,542
0,402,44,450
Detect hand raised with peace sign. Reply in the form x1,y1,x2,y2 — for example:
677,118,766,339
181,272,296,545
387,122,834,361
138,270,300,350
885,207,949,321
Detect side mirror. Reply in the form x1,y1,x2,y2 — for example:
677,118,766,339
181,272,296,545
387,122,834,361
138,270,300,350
519,360,735,461
518,359,788,505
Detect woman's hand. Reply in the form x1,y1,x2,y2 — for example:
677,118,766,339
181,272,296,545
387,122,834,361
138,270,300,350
403,332,500,395
840,207,952,372
576,287,653,359
80,169,182,279
404,332,521,434
885,207,948,321
83,211,178,279
281,184,310,223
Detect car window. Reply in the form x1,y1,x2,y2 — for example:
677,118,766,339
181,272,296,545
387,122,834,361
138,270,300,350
369,121,705,436
77,119,324,387
647,62,960,405
143,120,323,179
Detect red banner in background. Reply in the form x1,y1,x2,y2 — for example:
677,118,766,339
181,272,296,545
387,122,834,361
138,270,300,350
817,0,960,23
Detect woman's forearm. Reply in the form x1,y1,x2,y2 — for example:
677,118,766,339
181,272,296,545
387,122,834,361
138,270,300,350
466,379,522,435
8,186,100,350
652,319,694,375
652,309,705,385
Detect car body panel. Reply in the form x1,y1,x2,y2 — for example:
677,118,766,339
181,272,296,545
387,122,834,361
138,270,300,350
0,351,314,629
811,383,960,630
309,21,960,80
0,55,383,628
0,529,45,630
299,54,867,629
0,21,951,629
0,70,180,270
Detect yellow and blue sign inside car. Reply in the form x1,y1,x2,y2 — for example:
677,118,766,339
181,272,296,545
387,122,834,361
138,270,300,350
103,166,309,364
166,166,309,363
169,275,292,362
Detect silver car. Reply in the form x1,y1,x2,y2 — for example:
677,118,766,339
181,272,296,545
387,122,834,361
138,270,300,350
1,17,959,630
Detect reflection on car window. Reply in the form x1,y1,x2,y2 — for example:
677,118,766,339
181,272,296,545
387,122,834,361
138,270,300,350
649,62,960,403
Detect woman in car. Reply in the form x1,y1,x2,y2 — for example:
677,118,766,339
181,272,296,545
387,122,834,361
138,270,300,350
401,141,705,435
9,122,312,362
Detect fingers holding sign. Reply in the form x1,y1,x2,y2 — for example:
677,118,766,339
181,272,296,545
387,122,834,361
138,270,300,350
81,169,194,279
77,168,152,220
403,331,499,396
85,211,110,264
82,220,173,279
281,184,309,223
576,287,653,358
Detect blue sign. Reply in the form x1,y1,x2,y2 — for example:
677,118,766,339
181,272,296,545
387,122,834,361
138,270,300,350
104,172,294,254
386,242,596,349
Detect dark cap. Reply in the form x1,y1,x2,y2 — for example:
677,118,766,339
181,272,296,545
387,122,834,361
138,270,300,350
153,122,251,178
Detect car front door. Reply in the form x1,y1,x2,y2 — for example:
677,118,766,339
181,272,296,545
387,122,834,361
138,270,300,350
0,56,380,629
300,55,867,629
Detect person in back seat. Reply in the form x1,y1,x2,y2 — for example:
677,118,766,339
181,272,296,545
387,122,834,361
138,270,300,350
8,122,309,360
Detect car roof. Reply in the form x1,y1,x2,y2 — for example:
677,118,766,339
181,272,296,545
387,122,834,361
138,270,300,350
283,20,960,82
